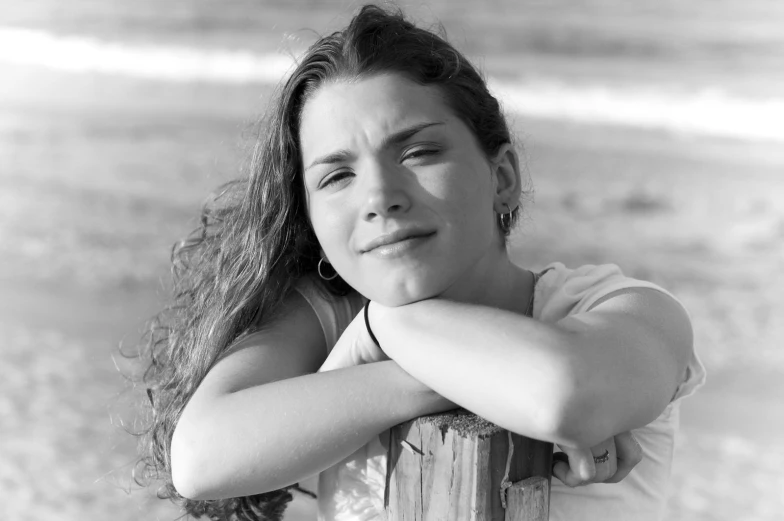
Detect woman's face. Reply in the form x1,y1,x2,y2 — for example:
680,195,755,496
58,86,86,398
300,73,513,306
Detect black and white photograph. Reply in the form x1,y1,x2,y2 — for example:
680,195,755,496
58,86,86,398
2,1,782,520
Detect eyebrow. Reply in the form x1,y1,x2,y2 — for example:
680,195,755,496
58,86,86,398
305,121,445,172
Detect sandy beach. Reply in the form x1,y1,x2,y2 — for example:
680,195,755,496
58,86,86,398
2,2,783,519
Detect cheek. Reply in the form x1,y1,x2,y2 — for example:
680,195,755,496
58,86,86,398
309,202,353,259
442,165,494,223
450,177,497,249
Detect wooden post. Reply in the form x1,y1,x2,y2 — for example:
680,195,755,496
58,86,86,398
384,408,552,521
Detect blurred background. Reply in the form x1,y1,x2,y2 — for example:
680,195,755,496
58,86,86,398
1,1,782,520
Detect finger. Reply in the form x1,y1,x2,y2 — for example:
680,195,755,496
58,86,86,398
552,452,581,487
553,451,569,466
552,448,596,487
591,432,616,483
573,447,597,483
552,459,573,486
592,446,618,483
605,431,643,484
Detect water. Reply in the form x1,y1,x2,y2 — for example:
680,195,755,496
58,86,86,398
2,0,784,141
2,2,783,520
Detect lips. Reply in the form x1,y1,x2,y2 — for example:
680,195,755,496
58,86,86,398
361,228,435,253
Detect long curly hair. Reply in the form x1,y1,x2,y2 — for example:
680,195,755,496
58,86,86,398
132,4,522,520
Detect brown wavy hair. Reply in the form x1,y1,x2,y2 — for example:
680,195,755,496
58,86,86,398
132,4,523,520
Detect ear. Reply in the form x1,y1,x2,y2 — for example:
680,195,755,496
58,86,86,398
490,143,522,213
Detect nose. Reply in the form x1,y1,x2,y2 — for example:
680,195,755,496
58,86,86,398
360,161,411,221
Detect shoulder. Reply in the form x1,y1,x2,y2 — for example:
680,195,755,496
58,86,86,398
534,262,686,322
537,262,706,405
207,288,328,394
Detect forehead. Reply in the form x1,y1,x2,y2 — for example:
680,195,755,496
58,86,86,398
299,74,455,161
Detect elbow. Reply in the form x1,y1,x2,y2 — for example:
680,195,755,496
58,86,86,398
172,464,203,501
171,414,280,501
171,423,210,500
171,415,235,501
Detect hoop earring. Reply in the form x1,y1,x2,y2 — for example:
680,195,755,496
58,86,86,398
317,257,338,281
499,203,513,233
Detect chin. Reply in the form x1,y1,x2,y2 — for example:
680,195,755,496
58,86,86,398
364,276,446,307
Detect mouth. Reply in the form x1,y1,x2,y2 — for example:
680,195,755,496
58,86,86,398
362,229,436,253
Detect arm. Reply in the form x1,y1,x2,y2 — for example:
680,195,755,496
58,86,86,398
370,288,692,448
171,291,454,500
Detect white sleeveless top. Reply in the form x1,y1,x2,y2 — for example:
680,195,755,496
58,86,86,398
294,262,707,521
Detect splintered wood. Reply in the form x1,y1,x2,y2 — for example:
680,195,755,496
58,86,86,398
384,408,552,521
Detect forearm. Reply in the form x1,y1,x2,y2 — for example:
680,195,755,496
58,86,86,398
372,293,687,447
172,360,454,500
371,299,577,445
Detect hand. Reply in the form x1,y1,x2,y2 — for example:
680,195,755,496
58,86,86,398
552,431,642,487
318,304,390,372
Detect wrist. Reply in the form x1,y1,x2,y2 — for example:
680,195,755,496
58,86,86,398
364,302,382,349
367,300,400,354
383,360,457,416
370,304,457,414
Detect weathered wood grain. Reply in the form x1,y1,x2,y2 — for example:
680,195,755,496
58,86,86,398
385,409,552,521
504,477,549,521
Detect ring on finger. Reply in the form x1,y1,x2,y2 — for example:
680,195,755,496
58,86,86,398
593,449,610,464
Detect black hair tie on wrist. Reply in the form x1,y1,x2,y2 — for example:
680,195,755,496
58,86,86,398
364,302,381,347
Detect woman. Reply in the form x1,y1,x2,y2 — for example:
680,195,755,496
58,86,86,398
135,5,706,520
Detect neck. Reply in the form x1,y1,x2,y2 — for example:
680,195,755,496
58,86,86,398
440,248,533,315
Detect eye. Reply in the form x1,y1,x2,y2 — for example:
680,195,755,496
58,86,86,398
402,146,440,162
320,170,353,189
